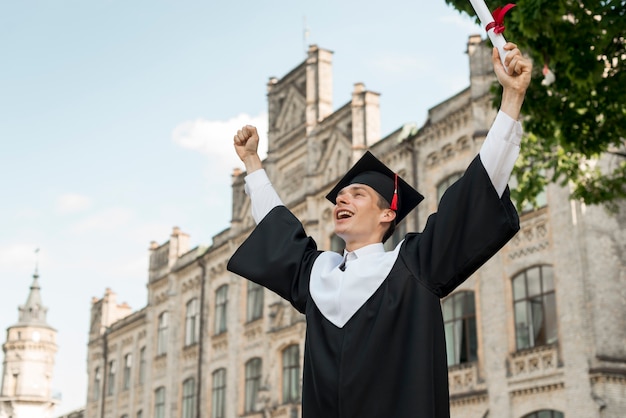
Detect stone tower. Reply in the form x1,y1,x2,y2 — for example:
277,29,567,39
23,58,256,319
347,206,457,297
0,268,58,418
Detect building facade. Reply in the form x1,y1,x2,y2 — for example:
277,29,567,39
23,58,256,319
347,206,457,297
0,270,59,418
84,37,626,418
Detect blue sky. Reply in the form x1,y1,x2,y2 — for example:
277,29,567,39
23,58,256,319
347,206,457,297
0,1,482,414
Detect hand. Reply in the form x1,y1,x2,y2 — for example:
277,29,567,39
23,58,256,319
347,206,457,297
233,125,263,173
493,43,532,120
493,43,532,95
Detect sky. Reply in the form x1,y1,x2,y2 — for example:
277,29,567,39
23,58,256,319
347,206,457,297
0,1,482,414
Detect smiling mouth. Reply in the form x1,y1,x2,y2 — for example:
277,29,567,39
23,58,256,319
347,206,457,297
336,210,354,220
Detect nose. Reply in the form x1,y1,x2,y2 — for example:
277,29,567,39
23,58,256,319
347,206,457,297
337,192,350,205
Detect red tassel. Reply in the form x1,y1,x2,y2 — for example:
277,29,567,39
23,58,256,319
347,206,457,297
390,173,398,211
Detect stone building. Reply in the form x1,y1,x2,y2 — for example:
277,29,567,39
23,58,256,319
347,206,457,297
0,269,59,418
84,36,626,418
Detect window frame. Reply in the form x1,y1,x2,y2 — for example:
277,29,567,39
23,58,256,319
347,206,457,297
211,368,227,418
282,345,300,403
442,290,478,366
154,386,166,418
122,353,132,390
214,285,229,335
106,360,116,396
244,358,262,413
185,298,200,346
512,265,558,351
181,377,196,418
246,282,264,323
157,311,169,355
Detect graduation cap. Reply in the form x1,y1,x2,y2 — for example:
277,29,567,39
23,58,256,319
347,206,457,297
325,151,424,224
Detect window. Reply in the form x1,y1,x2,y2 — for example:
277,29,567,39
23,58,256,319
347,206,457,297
185,298,200,346
513,265,558,350
214,286,228,335
138,347,146,385
157,311,169,355
211,368,226,418
443,291,477,366
154,387,166,418
245,358,262,413
93,367,101,401
522,411,564,418
282,345,300,403
181,378,196,418
246,282,263,322
123,353,132,390
106,360,116,396
437,172,463,203
136,411,142,418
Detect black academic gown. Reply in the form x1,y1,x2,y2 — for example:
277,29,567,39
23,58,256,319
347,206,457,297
227,156,519,418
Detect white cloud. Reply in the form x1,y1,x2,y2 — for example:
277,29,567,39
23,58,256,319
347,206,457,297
70,207,134,234
56,193,92,214
171,113,269,171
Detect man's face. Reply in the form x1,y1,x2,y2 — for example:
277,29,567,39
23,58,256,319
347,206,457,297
333,183,394,246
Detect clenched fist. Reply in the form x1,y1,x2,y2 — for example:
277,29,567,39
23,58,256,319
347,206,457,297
233,125,262,173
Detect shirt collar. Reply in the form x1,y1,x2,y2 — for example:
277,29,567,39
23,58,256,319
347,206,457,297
343,242,385,260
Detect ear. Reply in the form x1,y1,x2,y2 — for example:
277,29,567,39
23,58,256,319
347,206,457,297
380,209,397,223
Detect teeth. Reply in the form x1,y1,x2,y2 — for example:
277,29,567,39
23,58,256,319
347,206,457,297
337,210,353,219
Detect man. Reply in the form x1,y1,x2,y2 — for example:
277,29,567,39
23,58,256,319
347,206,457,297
228,43,531,418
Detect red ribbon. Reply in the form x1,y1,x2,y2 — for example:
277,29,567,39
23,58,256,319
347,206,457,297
485,3,516,34
390,173,398,211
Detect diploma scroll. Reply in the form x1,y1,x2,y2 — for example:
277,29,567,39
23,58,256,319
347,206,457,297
468,0,514,67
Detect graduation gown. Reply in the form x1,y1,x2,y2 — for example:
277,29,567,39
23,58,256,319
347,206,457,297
227,156,520,418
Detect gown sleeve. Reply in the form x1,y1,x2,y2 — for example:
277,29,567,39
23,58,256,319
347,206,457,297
226,206,321,313
400,155,520,298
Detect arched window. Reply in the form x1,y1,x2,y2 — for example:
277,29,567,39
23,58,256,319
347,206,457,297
154,386,166,418
442,291,477,366
522,410,564,418
247,282,263,322
123,353,132,390
282,345,300,403
513,265,558,350
181,378,196,418
211,368,226,418
185,298,200,346
215,285,229,334
245,358,262,413
157,311,168,355
437,172,463,203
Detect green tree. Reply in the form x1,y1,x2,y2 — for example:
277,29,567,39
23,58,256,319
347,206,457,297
445,0,626,210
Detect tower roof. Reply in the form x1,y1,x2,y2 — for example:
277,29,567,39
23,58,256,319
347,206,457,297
15,269,51,327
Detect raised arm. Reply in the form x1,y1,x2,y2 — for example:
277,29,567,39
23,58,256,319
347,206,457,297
479,43,532,197
233,125,284,224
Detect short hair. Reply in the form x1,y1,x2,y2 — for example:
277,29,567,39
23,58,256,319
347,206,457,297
376,193,397,244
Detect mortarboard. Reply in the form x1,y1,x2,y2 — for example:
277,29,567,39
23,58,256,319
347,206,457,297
325,151,424,224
